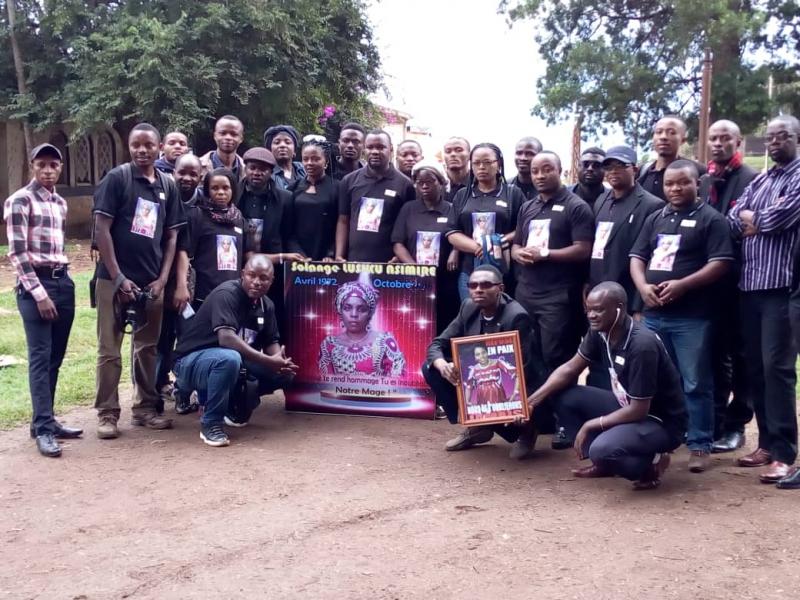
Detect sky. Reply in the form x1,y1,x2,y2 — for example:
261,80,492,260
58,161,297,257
366,0,627,177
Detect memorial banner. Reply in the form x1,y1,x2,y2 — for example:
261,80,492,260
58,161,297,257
451,331,529,426
283,261,437,419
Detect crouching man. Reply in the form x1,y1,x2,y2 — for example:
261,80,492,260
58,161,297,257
526,282,688,489
173,254,298,446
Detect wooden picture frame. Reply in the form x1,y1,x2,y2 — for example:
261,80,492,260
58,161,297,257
450,331,530,426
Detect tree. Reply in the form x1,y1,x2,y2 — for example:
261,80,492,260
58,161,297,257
502,0,799,146
0,0,382,147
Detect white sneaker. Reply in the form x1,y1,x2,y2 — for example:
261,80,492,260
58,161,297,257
224,416,248,428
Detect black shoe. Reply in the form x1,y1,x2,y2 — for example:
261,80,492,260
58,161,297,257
200,424,230,447
776,466,800,489
711,431,745,453
551,427,572,450
175,390,199,415
54,424,83,439
36,433,62,458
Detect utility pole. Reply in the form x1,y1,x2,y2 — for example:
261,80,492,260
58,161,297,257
6,0,34,160
697,48,713,163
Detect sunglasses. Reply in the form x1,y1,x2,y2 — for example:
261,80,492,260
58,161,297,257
467,281,501,290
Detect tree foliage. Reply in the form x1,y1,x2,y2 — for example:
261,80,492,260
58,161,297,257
0,0,382,145
502,0,800,146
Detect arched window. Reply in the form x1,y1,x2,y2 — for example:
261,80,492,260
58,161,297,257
49,131,70,186
74,135,93,186
95,130,115,180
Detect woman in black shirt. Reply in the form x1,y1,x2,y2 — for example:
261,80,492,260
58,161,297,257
183,168,246,308
446,143,525,300
285,138,339,261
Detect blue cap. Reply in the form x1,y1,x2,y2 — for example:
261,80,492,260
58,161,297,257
603,146,637,166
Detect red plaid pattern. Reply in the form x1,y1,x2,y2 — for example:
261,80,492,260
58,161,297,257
3,180,68,302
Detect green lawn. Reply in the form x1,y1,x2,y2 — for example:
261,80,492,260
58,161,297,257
0,271,131,428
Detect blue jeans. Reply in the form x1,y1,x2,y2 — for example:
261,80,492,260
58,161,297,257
644,316,714,453
457,271,470,302
174,348,241,426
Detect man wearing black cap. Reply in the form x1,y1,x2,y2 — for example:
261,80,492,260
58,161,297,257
589,146,664,320
4,143,82,457
264,125,306,190
569,147,607,210
199,115,245,180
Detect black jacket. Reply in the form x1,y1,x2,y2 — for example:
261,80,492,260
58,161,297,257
590,184,664,313
698,163,758,216
426,293,534,393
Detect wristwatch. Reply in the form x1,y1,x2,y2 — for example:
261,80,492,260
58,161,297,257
540,247,550,258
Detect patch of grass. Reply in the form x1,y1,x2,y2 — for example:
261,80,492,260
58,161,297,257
0,271,130,428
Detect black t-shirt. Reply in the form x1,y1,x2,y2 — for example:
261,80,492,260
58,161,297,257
185,206,246,301
175,280,279,357
445,181,467,203
448,183,526,273
568,182,605,211
509,176,537,200
513,186,594,294
93,163,185,287
630,201,734,318
391,199,455,269
637,159,707,202
285,175,339,260
237,182,289,255
578,321,687,445
338,165,415,262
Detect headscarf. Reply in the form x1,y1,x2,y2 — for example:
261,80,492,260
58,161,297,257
198,167,242,225
335,281,379,319
263,125,301,150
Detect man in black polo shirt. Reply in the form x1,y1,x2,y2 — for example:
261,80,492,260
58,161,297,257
511,151,594,387
173,255,298,446
526,282,687,490
699,119,757,453
423,265,538,459
443,137,470,202
93,123,186,439
335,129,415,262
630,160,734,473
568,147,606,210
589,146,664,316
335,122,366,180
638,116,706,201
509,137,543,200
396,139,423,179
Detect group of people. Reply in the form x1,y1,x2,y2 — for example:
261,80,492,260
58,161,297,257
5,110,800,492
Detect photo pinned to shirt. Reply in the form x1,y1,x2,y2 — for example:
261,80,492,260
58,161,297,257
592,221,614,259
471,212,496,243
526,219,551,250
246,218,264,249
131,197,158,238
650,233,681,272
356,197,384,232
240,327,258,346
415,231,441,265
216,234,238,271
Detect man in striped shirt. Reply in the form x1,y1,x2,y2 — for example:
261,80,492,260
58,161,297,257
4,143,83,457
728,114,800,485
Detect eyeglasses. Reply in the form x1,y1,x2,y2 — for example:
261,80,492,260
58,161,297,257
605,162,632,171
467,281,501,290
766,131,796,143
581,160,604,169
471,160,498,168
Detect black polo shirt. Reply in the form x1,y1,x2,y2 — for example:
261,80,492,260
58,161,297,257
568,182,606,211
448,183,526,273
513,186,594,294
578,321,688,445
184,206,246,302
391,199,455,269
93,163,185,287
637,158,707,202
285,175,339,260
445,181,467,203
509,176,537,200
175,280,279,357
630,201,734,318
237,182,289,255
338,165,415,262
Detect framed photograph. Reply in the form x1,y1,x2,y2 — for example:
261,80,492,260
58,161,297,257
451,331,529,426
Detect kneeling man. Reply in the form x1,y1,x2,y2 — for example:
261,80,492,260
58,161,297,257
173,255,298,446
527,282,687,489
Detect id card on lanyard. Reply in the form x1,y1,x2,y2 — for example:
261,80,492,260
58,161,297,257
602,323,633,408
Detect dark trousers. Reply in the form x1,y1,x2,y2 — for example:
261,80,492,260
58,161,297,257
740,289,798,464
229,359,294,423
17,275,76,435
711,292,753,437
435,272,460,336
515,287,583,389
422,361,522,443
155,307,179,389
555,385,677,480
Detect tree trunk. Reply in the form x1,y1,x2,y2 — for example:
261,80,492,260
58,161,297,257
6,0,34,159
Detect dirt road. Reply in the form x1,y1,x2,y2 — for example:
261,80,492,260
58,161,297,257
1,396,799,600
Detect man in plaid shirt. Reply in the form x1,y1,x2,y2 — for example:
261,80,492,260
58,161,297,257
4,143,83,458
